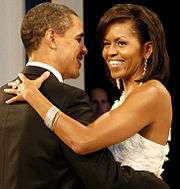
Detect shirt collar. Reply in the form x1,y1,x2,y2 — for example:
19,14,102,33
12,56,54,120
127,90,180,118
26,61,63,83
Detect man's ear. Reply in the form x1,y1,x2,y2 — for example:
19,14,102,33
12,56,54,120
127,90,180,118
144,41,153,60
44,28,57,49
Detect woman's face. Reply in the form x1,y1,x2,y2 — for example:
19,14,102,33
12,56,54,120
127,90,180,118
102,20,145,81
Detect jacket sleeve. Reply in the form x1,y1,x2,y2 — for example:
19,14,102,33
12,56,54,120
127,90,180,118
59,89,127,189
63,88,95,124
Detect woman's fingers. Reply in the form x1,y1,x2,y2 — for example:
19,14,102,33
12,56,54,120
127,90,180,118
3,72,50,104
8,79,21,89
4,88,18,95
5,96,22,104
18,71,50,89
18,73,27,82
8,72,50,90
4,84,25,103
8,82,18,89
4,71,50,102
35,71,50,85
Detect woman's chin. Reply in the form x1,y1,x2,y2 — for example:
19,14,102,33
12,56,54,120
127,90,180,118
111,73,121,80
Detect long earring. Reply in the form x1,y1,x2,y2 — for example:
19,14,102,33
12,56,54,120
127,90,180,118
116,79,121,89
142,59,148,76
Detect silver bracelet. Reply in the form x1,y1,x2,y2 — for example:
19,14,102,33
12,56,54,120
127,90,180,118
44,106,59,130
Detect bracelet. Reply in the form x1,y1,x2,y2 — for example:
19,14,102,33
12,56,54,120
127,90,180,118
44,106,60,130
52,111,62,131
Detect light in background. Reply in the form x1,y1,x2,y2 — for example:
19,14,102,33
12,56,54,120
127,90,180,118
0,0,25,86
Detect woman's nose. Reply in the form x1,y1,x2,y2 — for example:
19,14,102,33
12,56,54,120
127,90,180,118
107,44,118,56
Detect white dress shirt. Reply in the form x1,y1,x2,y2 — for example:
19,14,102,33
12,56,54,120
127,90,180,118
26,61,63,83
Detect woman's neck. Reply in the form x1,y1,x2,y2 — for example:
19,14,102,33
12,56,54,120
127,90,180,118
122,80,142,97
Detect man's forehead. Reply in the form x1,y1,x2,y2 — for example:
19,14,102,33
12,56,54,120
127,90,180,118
70,14,83,26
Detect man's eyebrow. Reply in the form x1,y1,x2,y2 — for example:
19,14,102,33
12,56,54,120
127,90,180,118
76,33,84,38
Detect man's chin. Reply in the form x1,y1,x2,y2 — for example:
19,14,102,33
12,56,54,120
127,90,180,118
69,72,80,79
63,71,80,80
73,72,80,79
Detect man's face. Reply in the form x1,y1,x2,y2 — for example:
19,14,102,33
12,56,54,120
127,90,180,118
90,88,110,118
55,15,87,79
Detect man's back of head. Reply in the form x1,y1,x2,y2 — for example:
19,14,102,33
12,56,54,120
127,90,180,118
21,3,77,56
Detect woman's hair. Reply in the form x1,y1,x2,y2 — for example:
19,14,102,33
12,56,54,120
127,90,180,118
21,2,77,55
97,4,169,85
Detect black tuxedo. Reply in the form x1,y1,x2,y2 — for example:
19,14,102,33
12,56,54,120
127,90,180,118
0,66,169,189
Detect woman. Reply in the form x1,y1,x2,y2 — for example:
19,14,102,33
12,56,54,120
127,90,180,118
5,4,172,182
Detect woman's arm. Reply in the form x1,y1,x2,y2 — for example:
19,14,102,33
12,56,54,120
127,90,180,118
4,73,164,154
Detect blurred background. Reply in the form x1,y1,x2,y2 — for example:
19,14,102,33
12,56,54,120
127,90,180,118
0,0,178,188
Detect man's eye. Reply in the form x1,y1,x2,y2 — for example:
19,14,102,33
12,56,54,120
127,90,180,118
76,38,82,43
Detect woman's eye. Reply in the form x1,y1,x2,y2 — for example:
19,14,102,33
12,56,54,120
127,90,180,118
116,41,126,46
103,40,127,47
103,42,110,46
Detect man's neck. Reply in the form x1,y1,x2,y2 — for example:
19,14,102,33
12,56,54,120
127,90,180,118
26,60,64,83
29,48,57,69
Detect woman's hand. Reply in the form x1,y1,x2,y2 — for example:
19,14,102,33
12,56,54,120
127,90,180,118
4,71,50,104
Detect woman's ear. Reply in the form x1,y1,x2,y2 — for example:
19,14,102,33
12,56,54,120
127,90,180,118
144,41,153,60
44,28,57,49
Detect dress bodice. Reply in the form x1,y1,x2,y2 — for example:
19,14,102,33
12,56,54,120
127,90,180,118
109,133,169,178
109,92,170,178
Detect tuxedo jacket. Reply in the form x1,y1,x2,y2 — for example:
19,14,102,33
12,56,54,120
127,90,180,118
0,66,169,189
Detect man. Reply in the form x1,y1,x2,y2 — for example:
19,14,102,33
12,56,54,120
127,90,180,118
89,87,111,118
0,3,167,189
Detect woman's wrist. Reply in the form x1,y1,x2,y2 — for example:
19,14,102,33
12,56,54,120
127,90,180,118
44,105,60,130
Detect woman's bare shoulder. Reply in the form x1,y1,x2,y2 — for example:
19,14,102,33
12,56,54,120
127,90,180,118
139,80,171,100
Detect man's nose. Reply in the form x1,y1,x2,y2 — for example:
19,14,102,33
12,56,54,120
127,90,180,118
82,44,88,55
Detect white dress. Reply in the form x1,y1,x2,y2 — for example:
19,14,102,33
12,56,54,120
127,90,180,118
108,92,170,178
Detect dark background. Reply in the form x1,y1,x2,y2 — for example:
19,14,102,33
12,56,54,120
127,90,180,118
26,0,178,188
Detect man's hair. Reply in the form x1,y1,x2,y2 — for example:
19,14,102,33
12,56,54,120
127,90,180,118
97,4,169,85
21,2,78,54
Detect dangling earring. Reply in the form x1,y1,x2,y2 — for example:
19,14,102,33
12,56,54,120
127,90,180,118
116,79,121,89
142,59,148,76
